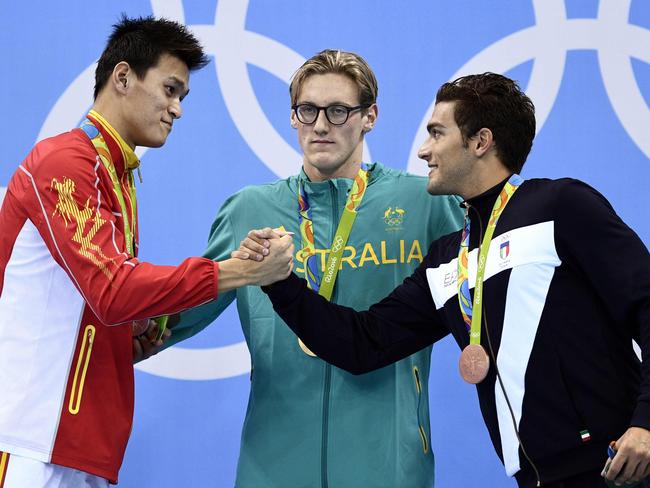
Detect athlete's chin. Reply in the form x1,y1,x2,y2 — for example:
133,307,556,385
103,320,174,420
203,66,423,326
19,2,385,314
306,157,344,174
138,136,167,149
426,178,445,196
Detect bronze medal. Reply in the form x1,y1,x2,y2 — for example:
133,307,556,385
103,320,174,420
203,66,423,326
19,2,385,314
298,338,317,357
459,344,490,384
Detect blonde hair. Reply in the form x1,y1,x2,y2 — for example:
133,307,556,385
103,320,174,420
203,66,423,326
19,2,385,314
289,49,378,107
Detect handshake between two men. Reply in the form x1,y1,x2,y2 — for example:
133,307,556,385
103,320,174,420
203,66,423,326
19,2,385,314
133,228,293,361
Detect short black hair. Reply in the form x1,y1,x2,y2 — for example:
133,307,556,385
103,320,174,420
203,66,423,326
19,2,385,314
94,15,209,100
436,73,536,173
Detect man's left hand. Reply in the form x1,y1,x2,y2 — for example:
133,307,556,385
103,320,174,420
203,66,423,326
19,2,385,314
132,319,172,364
602,426,650,484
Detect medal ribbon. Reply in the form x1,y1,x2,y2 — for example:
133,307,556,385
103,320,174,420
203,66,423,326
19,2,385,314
298,163,370,300
80,114,170,341
457,174,523,344
79,115,138,257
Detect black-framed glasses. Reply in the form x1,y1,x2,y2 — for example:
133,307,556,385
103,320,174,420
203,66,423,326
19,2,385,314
292,103,370,126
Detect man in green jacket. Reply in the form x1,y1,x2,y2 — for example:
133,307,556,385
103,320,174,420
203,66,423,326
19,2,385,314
168,49,463,487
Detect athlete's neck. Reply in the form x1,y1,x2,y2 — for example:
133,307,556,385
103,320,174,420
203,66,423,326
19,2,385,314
303,160,363,182
460,161,511,200
91,99,135,150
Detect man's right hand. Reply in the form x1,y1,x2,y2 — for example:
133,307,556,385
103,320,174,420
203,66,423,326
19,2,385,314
250,233,294,286
218,233,294,292
231,227,292,261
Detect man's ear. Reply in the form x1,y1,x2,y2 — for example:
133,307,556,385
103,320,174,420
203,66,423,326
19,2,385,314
113,61,132,95
290,110,298,129
362,103,378,133
473,128,494,157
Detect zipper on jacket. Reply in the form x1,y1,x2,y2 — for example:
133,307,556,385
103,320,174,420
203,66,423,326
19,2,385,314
68,325,96,415
413,366,429,454
320,183,341,488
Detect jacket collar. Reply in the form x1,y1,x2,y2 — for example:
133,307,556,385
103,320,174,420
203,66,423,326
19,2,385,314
295,162,385,195
461,175,515,236
86,110,140,179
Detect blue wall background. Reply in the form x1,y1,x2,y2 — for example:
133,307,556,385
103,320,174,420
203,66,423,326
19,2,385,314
1,0,648,486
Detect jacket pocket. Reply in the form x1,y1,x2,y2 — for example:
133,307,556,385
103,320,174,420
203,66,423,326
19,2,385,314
413,366,429,454
68,325,96,415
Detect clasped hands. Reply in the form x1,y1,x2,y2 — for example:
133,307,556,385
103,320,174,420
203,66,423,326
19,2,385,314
132,227,293,363
231,227,292,264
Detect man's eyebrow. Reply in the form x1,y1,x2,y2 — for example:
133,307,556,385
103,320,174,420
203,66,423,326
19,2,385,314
296,100,355,106
167,76,189,96
426,122,445,132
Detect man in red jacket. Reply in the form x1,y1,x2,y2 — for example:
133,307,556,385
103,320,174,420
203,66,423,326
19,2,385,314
0,15,293,488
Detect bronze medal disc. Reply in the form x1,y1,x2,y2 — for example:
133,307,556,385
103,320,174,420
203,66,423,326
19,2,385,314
459,344,490,384
298,338,317,357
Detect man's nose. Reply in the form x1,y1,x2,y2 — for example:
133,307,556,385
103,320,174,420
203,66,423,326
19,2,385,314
418,140,431,161
313,109,329,133
170,100,182,120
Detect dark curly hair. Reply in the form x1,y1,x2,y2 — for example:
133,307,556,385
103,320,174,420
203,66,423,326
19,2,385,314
436,73,536,173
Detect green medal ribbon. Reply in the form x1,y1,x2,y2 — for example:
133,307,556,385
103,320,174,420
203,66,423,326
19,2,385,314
296,164,370,355
79,116,137,257
79,115,166,341
298,163,370,300
457,174,523,345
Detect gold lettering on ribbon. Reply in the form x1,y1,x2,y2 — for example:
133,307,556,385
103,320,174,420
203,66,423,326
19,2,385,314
51,177,115,279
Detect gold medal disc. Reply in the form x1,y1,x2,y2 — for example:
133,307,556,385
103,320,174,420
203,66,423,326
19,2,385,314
459,344,490,384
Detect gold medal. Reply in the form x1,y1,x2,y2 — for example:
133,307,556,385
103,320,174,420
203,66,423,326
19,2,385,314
298,338,317,357
459,344,490,384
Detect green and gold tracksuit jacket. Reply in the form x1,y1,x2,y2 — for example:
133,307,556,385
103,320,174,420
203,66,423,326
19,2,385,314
171,163,463,488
